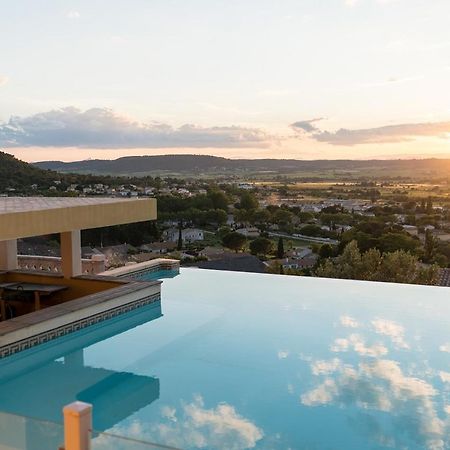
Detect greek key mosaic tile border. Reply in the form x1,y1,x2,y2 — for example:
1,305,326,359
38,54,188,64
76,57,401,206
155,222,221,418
0,292,160,359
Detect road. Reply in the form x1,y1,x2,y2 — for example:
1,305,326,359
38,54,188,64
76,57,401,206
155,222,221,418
268,232,339,245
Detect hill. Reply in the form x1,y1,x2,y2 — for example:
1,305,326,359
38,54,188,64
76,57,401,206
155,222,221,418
0,151,58,191
34,154,450,180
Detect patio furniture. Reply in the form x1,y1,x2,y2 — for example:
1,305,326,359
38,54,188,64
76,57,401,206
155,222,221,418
0,282,68,321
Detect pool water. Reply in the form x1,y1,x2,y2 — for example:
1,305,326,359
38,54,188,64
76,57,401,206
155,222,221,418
1,268,449,449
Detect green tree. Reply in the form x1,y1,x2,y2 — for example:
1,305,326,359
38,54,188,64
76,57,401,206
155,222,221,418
319,244,334,259
424,229,438,262
222,232,247,253
217,226,232,239
249,238,274,256
273,209,293,227
239,192,259,211
208,190,229,211
277,237,285,258
315,240,438,285
177,225,183,251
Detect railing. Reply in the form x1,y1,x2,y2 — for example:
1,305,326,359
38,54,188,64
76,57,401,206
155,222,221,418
61,402,177,450
0,403,177,450
17,255,106,275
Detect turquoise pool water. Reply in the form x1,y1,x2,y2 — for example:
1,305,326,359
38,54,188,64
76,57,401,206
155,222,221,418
1,269,450,449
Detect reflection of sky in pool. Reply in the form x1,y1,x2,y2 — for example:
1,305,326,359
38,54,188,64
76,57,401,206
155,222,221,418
1,269,450,449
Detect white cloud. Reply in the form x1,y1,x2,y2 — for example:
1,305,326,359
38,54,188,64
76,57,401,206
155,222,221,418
439,371,450,383
301,359,447,449
439,343,450,353
310,358,343,375
301,378,338,406
331,334,388,357
0,107,272,149
66,10,80,19
105,396,264,450
0,75,9,87
371,318,409,349
340,315,359,328
277,350,289,359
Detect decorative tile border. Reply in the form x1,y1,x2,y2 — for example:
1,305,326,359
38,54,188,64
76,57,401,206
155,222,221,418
0,292,160,359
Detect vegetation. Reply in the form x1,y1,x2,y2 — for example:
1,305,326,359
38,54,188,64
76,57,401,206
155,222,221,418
316,241,438,285
4,150,450,287
222,232,247,253
249,238,274,256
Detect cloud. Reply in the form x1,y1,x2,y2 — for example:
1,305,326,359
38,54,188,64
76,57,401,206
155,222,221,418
440,343,450,353
0,75,9,87
290,118,324,133
439,371,450,383
340,315,359,328
310,358,343,375
291,119,450,146
277,350,289,359
331,334,388,357
301,359,448,449
0,107,271,149
66,10,80,19
103,396,264,450
371,318,409,349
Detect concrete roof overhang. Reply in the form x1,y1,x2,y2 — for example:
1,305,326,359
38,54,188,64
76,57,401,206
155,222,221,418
0,197,157,240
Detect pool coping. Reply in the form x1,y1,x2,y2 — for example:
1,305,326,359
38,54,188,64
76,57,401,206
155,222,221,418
100,258,180,279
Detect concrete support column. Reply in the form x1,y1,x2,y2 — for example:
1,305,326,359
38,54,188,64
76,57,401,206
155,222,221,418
63,401,92,450
60,231,82,278
0,239,18,271
64,350,85,368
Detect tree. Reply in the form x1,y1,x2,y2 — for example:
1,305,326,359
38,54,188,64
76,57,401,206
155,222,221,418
208,190,229,211
277,237,285,258
249,238,274,256
426,197,433,214
424,229,438,262
177,225,183,251
273,209,293,227
252,209,271,228
378,232,421,254
319,244,333,259
217,226,232,239
222,232,247,253
315,240,438,285
239,192,258,211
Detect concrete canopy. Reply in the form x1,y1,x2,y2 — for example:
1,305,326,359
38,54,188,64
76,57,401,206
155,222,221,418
0,197,157,240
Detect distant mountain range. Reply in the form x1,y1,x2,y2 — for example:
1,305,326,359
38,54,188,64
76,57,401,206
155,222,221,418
33,154,450,178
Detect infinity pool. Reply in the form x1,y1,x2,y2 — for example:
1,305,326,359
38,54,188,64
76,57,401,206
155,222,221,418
1,269,449,449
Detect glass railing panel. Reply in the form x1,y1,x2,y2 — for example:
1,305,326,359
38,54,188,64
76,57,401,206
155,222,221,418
91,430,180,450
0,411,64,450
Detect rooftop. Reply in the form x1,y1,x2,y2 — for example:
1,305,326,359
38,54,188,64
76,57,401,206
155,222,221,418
0,197,156,239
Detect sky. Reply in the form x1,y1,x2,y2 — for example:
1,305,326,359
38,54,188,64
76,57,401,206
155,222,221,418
0,0,450,162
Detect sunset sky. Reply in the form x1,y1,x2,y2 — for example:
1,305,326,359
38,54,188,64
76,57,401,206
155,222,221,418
1,0,450,162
